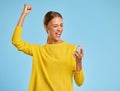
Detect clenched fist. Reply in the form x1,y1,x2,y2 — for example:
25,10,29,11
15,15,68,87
22,4,32,15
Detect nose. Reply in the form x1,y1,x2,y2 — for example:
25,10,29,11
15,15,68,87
57,26,63,32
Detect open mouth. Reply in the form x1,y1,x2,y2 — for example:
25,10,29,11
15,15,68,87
55,32,61,37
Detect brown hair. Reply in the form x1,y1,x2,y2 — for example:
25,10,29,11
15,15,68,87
44,11,63,25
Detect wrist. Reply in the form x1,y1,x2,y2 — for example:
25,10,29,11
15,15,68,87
21,12,27,17
76,61,82,72
76,59,82,63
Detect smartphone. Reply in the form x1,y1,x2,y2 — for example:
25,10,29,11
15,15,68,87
77,45,81,52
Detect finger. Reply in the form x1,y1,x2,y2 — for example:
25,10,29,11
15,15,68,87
76,50,80,54
75,52,79,57
79,48,83,55
80,49,83,54
28,5,32,10
77,49,84,57
74,52,83,61
74,51,80,59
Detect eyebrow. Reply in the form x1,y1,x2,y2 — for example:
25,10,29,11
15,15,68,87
52,23,63,25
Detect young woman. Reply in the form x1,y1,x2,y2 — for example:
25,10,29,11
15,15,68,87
12,4,84,91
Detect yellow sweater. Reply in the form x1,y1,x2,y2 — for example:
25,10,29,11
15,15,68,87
12,26,84,91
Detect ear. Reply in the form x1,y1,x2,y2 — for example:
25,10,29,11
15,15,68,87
44,25,48,33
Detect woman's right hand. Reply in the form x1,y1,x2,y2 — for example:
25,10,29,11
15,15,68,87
22,4,32,16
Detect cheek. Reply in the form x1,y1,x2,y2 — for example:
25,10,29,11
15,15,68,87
47,26,58,36
49,28,57,34
48,29,55,36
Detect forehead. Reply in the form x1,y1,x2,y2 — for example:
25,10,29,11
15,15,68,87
49,17,63,24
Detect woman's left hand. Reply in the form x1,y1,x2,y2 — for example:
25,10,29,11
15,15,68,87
74,47,84,71
74,48,84,63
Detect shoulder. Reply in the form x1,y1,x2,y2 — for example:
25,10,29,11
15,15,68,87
65,41,76,47
31,44,43,49
64,41,77,50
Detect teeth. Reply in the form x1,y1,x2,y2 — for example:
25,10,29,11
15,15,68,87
57,33,60,34
56,32,61,37
57,32,60,35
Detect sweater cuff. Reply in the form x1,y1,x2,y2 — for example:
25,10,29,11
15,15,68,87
74,69,83,74
15,26,22,30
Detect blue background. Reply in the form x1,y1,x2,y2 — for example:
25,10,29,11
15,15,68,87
0,0,120,91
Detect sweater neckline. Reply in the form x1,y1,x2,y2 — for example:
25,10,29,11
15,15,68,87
44,41,66,47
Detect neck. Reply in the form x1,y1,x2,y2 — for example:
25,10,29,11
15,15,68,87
47,38,63,44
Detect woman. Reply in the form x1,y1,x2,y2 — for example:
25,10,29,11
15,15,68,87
12,4,84,91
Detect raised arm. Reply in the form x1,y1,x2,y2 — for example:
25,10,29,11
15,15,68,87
12,4,33,56
17,4,32,27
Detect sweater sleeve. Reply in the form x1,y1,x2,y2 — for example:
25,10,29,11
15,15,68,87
12,26,33,56
74,69,84,86
72,45,84,86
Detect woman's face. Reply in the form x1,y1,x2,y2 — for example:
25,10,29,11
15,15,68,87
45,17,63,43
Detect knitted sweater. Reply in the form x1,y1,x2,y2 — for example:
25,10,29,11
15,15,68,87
12,26,84,91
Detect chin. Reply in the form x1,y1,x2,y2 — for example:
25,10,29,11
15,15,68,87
56,37,61,40
54,38,61,42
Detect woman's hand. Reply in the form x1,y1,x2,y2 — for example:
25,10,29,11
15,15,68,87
74,48,84,62
74,47,84,71
22,4,32,16
17,4,32,27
